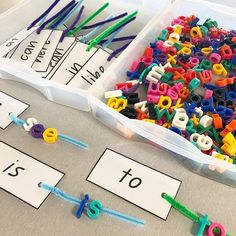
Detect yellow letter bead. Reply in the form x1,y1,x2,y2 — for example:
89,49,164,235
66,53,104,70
142,119,156,124
170,98,184,110
167,54,177,65
114,98,128,112
191,114,200,127
212,64,227,77
173,25,183,35
177,47,192,55
158,95,172,109
211,151,233,163
107,97,117,108
190,26,203,38
43,128,58,143
107,97,127,112
162,122,171,128
209,151,233,173
221,132,236,156
181,43,194,48
201,47,212,56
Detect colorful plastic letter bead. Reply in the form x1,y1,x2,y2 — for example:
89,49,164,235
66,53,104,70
43,128,58,143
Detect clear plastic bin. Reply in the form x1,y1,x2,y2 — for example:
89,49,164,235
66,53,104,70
0,0,170,111
1,0,236,187
89,0,236,187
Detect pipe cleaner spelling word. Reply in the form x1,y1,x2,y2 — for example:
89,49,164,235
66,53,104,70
105,15,236,169
9,113,88,149
39,182,145,226
162,193,231,236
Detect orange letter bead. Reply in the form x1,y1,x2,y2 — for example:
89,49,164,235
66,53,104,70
220,120,236,137
212,114,223,129
178,87,190,100
215,77,234,87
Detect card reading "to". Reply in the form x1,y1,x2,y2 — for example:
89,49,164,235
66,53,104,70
87,149,181,220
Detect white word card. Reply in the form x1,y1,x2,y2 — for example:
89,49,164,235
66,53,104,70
10,29,52,66
0,27,37,57
48,41,98,84
0,91,29,129
40,36,76,78
32,30,63,72
48,41,113,88
87,149,181,220
67,48,112,89
0,142,64,208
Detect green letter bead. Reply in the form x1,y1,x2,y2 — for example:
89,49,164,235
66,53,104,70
186,120,197,134
197,214,210,236
139,63,157,82
193,64,204,72
155,107,176,122
155,29,168,42
203,19,218,29
199,59,212,70
161,72,173,83
188,78,200,91
87,200,103,219
222,60,234,72
200,26,208,35
173,42,182,51
233,157,236,165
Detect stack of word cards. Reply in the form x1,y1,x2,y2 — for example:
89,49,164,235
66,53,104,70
1,26,113,90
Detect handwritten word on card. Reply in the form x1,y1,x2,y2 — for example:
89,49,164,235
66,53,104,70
87,149,181,220
0,91,29,129
0,27,37,57
67,48,112,89
10,29,52,66
32,30,63,72
40,37,76,78
0,142,64,208
48,41,113,89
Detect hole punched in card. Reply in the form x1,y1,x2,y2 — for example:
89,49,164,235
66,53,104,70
0,91,30,129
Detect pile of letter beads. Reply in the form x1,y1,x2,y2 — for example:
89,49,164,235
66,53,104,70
105,15,236,167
